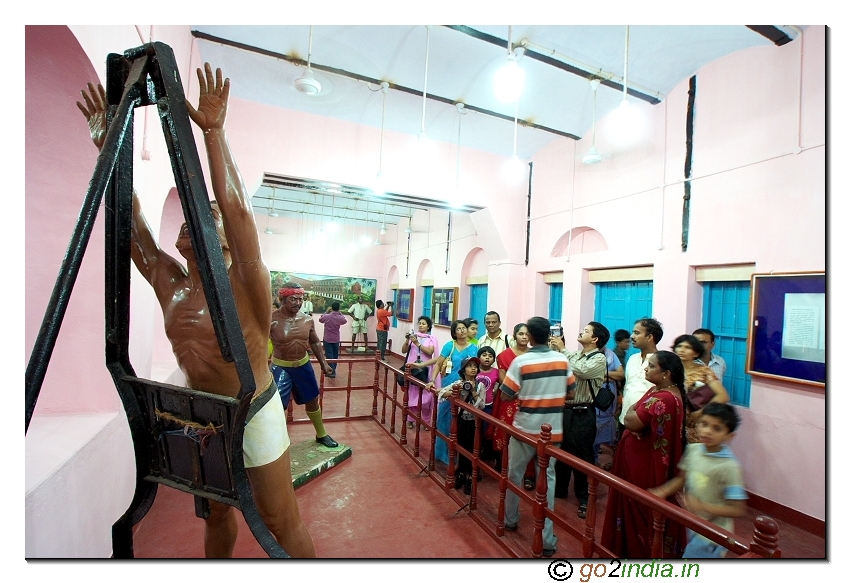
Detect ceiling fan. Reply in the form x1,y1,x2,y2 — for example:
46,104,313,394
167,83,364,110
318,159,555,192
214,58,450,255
294,26,322,96
403,208,431,234
262,211,282,235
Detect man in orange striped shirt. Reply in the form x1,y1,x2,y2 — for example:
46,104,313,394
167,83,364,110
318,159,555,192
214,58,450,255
500,316,575,557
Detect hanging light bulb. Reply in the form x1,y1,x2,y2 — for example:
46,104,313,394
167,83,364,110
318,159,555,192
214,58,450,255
493,27,525,103
607,25,646,146
294,26,322,95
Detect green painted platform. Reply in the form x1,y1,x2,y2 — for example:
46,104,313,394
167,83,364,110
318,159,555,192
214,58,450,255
344,347,376,356
289,439,352,489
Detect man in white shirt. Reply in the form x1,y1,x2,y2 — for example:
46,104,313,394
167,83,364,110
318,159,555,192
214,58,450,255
692,328,727,382
300,295,314,316
478,311,514,355
618,317,663,426
347,296,373,350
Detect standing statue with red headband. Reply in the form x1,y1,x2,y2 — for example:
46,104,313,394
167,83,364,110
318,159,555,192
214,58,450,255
271,282,339,448
76,64,316,557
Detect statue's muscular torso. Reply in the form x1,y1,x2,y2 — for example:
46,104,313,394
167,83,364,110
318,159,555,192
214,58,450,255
161,272,272,399
269,309,314,362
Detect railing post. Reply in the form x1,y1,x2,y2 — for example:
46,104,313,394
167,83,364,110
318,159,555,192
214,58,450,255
748,516,782,558
371,360,379,418
446,385,460,491
411,379,421,458
582,476,598,557
532,423,552,559
469,413,481,510
650,510,666,558
428,390,437,472
400,374,409,446
496,435,510,534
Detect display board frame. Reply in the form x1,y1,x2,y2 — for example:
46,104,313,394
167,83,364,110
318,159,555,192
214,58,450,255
396,288,414,322
432,287,459,328
746,271,825,387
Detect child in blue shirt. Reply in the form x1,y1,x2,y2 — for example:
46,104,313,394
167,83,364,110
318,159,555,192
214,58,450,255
650,403,748,558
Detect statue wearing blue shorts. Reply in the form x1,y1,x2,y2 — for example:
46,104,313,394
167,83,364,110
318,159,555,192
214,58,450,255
271,283,338,448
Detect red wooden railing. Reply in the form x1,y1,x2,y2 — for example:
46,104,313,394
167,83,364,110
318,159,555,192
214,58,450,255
293,357,782,559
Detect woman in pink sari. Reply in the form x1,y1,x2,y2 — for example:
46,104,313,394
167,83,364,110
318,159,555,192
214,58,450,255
601,350,687,558
402,316,438,429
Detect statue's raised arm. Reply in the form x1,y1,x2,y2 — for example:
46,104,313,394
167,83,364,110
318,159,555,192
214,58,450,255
77,82,187,304
186,64,269,327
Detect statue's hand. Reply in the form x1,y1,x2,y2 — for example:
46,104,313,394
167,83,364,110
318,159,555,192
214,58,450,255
185,62,229,132
76,82,108,151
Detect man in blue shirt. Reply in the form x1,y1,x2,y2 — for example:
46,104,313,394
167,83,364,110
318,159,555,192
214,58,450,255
693,328,727,382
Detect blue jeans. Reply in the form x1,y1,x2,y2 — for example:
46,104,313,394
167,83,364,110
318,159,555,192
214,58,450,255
505,437,558,551
324,341,340,373
682,530,726,558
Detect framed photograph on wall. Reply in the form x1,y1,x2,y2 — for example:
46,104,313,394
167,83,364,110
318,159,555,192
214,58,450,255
396,289,414,322
432,287,459,327
746,271,825,387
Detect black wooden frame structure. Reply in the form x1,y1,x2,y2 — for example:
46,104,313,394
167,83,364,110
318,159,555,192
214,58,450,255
24,42,287,558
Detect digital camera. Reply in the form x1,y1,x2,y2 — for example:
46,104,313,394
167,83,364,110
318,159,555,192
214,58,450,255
462,381,474,391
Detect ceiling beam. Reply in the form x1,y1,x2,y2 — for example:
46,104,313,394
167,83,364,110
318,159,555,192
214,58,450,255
444,25,662,105
191,30,580,140
746,25,795,46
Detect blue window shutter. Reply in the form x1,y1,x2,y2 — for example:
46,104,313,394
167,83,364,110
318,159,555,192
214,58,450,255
702,281,751,407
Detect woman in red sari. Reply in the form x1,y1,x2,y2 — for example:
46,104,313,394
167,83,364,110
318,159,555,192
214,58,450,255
601,350,687,558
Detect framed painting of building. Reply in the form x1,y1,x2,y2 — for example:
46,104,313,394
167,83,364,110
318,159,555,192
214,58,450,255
270,271,377,313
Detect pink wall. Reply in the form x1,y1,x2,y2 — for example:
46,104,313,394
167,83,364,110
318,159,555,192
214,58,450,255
25,25,120,415
525,26,826,520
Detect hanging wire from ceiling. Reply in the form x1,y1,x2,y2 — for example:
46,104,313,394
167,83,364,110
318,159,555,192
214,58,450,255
455,103,465,188
512,99,519,159
419,25,431,140
269,186,279,217
377,81,389,181
583,79,603,164
622,25,630,104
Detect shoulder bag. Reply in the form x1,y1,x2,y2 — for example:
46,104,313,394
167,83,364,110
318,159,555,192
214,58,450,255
590,355,615,411
685,382,714,412
396,335,430,388
441,342,455,376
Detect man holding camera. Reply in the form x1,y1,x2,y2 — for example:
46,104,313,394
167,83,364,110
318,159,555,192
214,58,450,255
375,300,394,361
550,322,610,519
